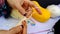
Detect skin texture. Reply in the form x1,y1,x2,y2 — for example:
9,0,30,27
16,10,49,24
7,0,41,17
0,0,41,34
0,21,27,34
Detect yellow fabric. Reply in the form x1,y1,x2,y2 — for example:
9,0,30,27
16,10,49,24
32,1,51,22
11,9,25,20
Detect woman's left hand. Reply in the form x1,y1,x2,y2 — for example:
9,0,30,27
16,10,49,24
7,0,41,18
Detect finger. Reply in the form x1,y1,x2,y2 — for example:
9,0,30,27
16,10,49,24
28,1,42,14
26,7,32,18
22,1,29,10
22,20,27,34
22,27,27,34
15,3,26,15
18,21,27,34
22,20,27,28
9,26,22,34
7,0,26,15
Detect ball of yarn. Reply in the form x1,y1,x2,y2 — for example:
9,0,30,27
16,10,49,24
47,5,60,18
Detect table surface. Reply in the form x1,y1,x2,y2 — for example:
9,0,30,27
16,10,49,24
0,16,60,34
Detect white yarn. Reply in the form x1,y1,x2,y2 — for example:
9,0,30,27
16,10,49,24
47,5,60,18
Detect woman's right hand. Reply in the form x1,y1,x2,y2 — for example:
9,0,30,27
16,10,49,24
0,20,27,34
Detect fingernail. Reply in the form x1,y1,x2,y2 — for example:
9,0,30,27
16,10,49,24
23,13,27,16
21,25,24,28
19,26,23,30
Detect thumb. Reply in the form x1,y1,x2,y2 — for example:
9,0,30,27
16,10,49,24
9,26,22,34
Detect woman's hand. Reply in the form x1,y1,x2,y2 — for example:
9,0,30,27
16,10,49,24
0,21,27,34
7,0,26,15
9,26,22,34
23,0,41,14
7,0,41,18
0,26,22,34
